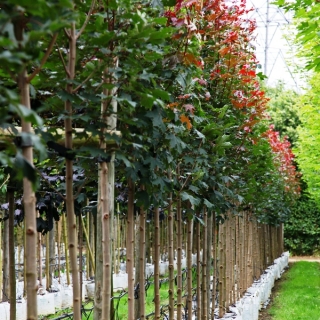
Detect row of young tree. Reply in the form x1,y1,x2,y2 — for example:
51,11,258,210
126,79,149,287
0,0,299,319
273,0,320,254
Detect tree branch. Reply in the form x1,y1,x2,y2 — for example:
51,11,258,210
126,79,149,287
0,174,10,190
72,70,95,93
56,45,71,77
64,28,71,39
76,0,96,40
3,66,16,81
27,33,58,82
179,141,203,192
74,179,88,200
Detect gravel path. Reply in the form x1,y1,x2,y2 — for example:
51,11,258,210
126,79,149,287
289,256,320,262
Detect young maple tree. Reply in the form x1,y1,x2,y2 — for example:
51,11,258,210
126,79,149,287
265,125,300,196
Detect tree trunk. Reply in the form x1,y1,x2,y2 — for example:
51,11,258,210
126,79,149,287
186,217,193,319
46,233,49,291
18,70,38,320
8,189,16,320
211,212,216,319
138,205,146,319
127,179,135,320
56,220,61,283
176,193,183,319
107,61,118,320
79,216,83,302
154,207,160,319
218,221,225,318
100,159,111,320
94,174,102,320
64,22,80,320
201,209,208,320
196,215,201,320
62,213,70,285
168,190,175,320
3,213,9,302
206,213,213,319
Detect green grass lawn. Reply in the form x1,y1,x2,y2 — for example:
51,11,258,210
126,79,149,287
268,261,320,319
45,279,171,319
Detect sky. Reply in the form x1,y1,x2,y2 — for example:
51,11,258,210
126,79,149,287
247,0,305,91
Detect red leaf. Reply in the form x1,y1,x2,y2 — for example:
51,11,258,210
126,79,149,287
183,104,195,114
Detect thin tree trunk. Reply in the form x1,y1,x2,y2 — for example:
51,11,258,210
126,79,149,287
49,223,55,290
187,217,193,319
100,71,112,319
196,215,201,320
94,174,102,320
19,70,38,320
64,22,81,320
127,179,135,320
201,209,208,320
218,221,225,318
176,193,183,319
211,212,216,319
138,205,146,320
145,220,150,264
135,214,140,319
62,213,70,285
56,220,61,283
8,189,16,320
86,212,91,279
80,214,95,271
107,60,118,320
154,207,160,319
46,233,49,290
79,216,83,302
206,213,213,319
3,212,9,301
38,214,42,287
168,190,175,320
100,161,111,320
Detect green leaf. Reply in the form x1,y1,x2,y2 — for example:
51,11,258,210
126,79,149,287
194,214,205,225
256,72,268,81
181,191,200,206
116,152,132,168
136,190,150,207
15,152,39,191
204,198,214,209
14,104,43,126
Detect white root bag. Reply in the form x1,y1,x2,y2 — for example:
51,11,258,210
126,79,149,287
159,261,169,276
221,252,289,320
113,272,128,291
38,293,55,316
145,263,154,277
60,285,73,309
16,301,27,320
0,302,10,320
86,282,95,300
54,290,62,310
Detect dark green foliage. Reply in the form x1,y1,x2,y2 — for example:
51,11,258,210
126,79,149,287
284,195,320,255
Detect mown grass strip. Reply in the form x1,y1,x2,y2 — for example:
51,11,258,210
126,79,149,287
268,261,320,319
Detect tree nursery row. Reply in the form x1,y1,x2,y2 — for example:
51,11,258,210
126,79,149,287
0,0,300,319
